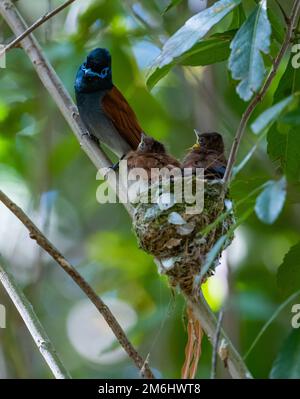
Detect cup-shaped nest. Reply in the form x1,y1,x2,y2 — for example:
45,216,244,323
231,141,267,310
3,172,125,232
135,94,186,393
132,175,234,295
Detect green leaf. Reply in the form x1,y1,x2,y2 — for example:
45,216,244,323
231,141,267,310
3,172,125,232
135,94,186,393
228,0,271,101
267,127,300,181
267,55,300,181
163,0,183,14
277,242,300,297
199,235,228,280
233,132,266,176
229,3,246,29
151,0,241,69
180,31,235,66
274,56,300,102
270,329,300,379
244,291,300,360
147,31,235,89
254,176,286,224
251,95,295,134
280,109,300,126
268,7,285,44
146,65,172,90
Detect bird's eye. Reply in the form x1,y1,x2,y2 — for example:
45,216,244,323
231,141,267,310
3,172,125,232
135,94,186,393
100,67,110,79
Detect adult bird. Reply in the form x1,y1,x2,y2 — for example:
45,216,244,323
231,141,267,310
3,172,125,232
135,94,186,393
182,131,227,179
75,48,143,159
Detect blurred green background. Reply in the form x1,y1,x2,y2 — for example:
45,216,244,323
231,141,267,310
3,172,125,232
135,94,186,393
0,0,299,379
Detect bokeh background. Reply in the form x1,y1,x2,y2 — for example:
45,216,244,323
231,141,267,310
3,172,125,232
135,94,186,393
0,0,299,378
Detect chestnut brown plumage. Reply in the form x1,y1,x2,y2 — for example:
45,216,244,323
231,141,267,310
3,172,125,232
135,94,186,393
75,48,143,158
125,134,181,180
102,86,142,150
182,131,227,179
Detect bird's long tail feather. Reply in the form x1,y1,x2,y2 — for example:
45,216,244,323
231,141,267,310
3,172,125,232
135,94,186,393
181,307,203,379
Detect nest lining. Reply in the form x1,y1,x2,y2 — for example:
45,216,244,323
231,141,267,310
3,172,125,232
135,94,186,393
132,176,234,295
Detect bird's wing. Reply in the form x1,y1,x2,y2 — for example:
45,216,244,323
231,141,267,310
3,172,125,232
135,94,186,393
205,153,227,178
205,165,226,178
102,86,142,150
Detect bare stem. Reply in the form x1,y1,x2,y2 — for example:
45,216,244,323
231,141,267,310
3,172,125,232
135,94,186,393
0,190,154,379
223,0,300,187
0,0,76,57
0,257,71,379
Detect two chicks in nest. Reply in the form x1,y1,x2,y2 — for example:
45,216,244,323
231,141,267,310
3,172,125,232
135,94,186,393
125,131,227,181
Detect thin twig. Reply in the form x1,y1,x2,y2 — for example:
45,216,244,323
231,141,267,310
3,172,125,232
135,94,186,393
0,190,154,379
211,307,224,379
223,0,300,187
0,0,252,379
0,0,76,58
0,257,71,379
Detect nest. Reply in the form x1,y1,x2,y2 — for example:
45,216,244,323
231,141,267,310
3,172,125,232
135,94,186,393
132,175,234,296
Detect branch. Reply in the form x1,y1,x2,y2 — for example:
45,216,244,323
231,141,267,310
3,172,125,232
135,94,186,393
0,190,154,379
0,256,71,379
187,294,252,379
223,0,300,187
0,0,133,215
211,307,224,379
0,0,117,182
0,0,76,58
0,0,251,379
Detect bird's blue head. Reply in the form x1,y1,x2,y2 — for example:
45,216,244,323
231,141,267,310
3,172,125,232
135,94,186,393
75,48,113,93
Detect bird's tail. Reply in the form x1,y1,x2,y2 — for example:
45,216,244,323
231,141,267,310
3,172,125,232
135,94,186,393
181,306,203,379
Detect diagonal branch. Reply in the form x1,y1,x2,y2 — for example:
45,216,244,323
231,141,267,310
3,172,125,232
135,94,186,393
0,256,71,379
0,189,154,379
0,0,252,379
0,0,76,58
223,0,300,187
0,0,133,215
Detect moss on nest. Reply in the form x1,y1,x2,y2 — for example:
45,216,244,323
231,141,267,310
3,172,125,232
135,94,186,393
132,176,234,296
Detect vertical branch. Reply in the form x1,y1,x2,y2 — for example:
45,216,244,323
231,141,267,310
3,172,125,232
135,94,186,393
0,257,71,379
223,0,300,186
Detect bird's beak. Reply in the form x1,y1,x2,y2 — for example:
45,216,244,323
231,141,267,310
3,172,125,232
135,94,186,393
193,129,201,149
194,129,200,142
84,68,92,76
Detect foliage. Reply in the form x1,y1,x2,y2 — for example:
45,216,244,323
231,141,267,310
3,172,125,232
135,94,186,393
277,243,300,297
254,176,286,224
0,0,300,379
270,329,300,378
228,0,271,101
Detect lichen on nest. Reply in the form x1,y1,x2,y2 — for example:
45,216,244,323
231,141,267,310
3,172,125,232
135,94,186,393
132,175,235,295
